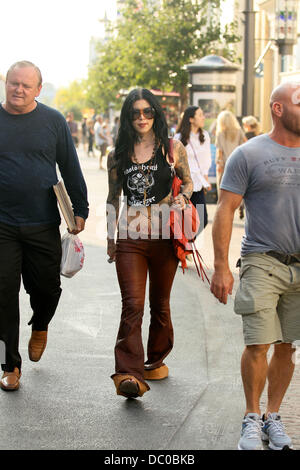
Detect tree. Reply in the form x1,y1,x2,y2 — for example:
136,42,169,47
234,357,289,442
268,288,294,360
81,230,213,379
55,79,89,120
87,0,241,112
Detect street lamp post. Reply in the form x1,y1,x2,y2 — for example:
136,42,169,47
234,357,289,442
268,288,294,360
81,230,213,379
275,0,299,72
242,0,256,117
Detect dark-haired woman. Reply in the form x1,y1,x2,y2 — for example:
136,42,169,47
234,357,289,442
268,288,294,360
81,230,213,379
175,106,211,234
106,88,193,398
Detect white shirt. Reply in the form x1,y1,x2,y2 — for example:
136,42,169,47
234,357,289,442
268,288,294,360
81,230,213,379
94,121,106,146
174,131,211,191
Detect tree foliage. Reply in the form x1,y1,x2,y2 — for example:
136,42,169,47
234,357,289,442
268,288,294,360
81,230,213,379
87,0,241,111
55,79,88,120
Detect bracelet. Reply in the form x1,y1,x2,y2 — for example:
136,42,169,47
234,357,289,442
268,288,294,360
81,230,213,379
182,193,189,203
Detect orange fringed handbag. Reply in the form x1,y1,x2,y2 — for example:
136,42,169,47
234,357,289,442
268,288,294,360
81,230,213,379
167,138,210,283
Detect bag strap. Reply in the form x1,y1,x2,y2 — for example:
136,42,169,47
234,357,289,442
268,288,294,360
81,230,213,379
191,242,210,284
189,139,202,171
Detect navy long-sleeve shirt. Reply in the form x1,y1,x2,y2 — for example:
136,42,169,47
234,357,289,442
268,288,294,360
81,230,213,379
0,102,89,226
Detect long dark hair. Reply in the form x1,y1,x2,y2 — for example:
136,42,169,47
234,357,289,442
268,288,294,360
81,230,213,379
176,106,205,146
114,88,169,177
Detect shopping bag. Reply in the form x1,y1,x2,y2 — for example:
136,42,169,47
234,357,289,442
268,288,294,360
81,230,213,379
60,233,85,278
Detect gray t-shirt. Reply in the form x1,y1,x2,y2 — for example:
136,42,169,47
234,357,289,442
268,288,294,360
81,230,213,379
221,134,300,256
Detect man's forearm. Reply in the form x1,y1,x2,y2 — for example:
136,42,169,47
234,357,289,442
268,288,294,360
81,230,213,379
212,202,235,270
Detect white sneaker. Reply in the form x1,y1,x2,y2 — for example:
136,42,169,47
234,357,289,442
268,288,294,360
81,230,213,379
261,413,293,450
238,413,264,450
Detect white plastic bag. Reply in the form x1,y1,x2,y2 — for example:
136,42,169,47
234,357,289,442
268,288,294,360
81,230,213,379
60,233,85,278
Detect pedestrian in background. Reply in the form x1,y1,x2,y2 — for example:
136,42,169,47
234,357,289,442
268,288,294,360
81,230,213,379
175,105,211,235
111,116,120,146
103,118,113,151
66,111,79,147
215,110,246,195
242,115,261,140
81,115,87,151
0,61,88,391
106,88,192,399
94,115,108,170
210,82,300,451
87,118,95,157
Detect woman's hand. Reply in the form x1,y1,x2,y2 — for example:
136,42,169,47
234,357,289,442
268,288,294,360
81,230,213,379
204,175,212,192
107,239,116,263
171,193,186,210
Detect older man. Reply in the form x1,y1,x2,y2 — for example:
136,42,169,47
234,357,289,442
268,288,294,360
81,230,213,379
210,82,300,450
0,61,89,391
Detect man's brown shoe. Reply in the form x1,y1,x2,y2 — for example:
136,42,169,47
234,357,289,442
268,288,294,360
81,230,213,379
28,330,48,362
0,368,21,391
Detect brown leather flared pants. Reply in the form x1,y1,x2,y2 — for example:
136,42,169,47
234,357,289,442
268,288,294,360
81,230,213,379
112,238,178,387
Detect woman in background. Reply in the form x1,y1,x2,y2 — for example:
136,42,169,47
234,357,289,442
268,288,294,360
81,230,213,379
215,110,246,194
242,115,261,140
175,106,211,234
239,115,262,219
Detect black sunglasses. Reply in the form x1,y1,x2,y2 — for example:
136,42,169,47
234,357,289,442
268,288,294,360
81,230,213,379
132,106,155,121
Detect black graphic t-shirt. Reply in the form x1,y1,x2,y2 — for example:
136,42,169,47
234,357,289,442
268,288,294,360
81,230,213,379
122,146,173,206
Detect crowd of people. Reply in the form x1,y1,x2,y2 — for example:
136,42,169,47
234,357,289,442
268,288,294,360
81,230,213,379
1,60,299,453
67,103,259,214
66,112,120,170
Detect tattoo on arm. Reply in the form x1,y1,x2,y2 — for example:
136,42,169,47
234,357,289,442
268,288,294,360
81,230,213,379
173,140,193,199
106,150,122,240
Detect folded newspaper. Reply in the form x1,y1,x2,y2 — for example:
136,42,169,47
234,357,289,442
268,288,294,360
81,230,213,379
53,180,77,232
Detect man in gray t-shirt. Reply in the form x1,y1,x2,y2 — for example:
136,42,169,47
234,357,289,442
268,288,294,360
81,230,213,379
221,133,300,256
210,82,300,451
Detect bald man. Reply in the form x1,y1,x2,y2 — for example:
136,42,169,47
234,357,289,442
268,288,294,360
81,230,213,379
210,82,300,450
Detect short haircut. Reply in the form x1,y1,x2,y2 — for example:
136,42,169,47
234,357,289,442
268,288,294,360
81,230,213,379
6,61,43,87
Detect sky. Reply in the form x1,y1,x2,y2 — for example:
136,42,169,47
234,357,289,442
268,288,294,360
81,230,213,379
0,0,117,88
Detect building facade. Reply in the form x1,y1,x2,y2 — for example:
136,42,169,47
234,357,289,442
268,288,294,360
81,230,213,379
220,0,300,131
253,0,300,131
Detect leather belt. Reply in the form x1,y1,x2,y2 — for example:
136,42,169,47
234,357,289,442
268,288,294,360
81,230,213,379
266,251,300,265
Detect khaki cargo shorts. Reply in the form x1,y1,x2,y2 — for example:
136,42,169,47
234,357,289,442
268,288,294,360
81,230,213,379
234,253,300,345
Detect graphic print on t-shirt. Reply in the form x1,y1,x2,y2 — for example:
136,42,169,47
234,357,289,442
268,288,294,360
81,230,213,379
125,163,158,206
264,156,300,186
